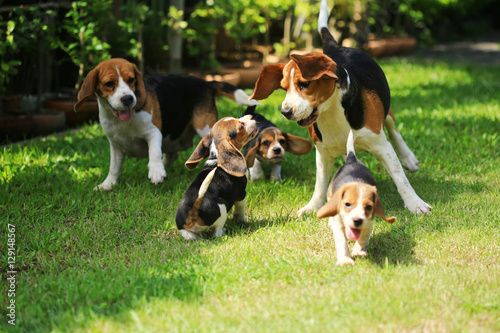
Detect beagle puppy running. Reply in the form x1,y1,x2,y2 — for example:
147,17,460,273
176,115,258,240
75,58,258,190
249,0,431,216
243,106,312,181
317,130,395,266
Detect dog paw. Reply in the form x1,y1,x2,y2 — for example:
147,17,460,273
214,227,226,238
336,256,355,266
401,152,419,173
94,182,114,191
180,229,201,241
351,247,368,258
233,213,247,224
148,163,167,184
297,204,319,217
405,197,432,214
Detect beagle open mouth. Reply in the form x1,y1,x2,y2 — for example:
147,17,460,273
297,108,319,127
107,101,133,122
346,227,361,241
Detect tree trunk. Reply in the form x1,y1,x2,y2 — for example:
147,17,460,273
169,0,184,74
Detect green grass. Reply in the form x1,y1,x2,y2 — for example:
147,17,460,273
1,58,499,332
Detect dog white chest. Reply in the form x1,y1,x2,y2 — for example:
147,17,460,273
99,101,158,158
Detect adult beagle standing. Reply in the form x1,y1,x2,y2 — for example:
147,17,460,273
317,130,395,266
249,0,431,216
243,106,312,181
75,58,258,190
176,115,258,240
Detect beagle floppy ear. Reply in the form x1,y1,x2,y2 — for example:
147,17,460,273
290,53,338,81
372,188,396,223
185,135,212,170
217,139,247,177
317,184,347,219
132,62,146,110
74,67,98,112
284,133,312,155
249,63,285,100
245,143,260,168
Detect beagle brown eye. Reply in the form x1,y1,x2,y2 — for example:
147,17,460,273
240,123,245,130
298,81,311,90
262,140,270,147
345,202,351,209
127,77,135,85
105,81,115,89
279,139,286,145
365,205,373,211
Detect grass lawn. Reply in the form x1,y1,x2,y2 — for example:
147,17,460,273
1,58,499,332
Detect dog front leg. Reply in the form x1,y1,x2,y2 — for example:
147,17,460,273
351,220,374,258
147,130,167,184
233,197,247,223
270,163,282,182
298,147,334,217
248,159,265,181
96,142,125,190
369,135,431,214
329,216,354,266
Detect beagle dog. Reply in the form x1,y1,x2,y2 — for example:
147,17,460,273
317,130,395,266
176,115,258,240
75,58,258,190
243,106,312,181
249,0,431,216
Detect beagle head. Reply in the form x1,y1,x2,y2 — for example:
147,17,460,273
185,115,257,177
245,127,312,167
74,58,146,122
249,53,338,128
317,183,395,241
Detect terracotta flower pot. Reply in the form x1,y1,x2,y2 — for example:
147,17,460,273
0,114,34,142
44,99,98,126
32,111,66,135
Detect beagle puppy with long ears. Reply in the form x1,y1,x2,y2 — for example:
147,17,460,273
249,0,431,216
75,58,258,190
176,115,258,240
317,130,395,266
243,106,312,181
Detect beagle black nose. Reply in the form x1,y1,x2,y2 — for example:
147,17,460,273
273,147,282,154
281,108,293,120
353,218,363,227
121,95,135,107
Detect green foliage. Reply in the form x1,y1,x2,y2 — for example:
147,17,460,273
60,1,112,88
0,20,21,92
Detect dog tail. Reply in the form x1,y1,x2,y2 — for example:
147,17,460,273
186,167,217,225
346,130,357,164
208,81,260,107
243,105,257,116
318,0,339,50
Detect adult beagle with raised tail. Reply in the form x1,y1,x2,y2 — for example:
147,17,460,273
176,115,257,240
317,130,395,266
243,105,312,181
249,0,431,216
75,58,258,190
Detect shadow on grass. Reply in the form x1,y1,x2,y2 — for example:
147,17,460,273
368,225,420,266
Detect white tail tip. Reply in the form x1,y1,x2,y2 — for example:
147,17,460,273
318,0,329,34
346,130,355,155
198,168,217,199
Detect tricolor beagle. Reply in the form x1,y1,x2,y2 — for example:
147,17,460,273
317,130,395,266
243,106,312,181
75,58,258,190
176,115,258,240
249,0,431,216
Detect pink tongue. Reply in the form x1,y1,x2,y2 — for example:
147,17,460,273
346,227,361,241
118,109,132,121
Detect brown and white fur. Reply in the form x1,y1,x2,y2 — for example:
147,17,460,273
317,130,395,266
75,58,258,190
176,115,258,240
249,0,431,216
243,106,312,181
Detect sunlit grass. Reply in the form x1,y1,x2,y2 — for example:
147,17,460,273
1,59,499,332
